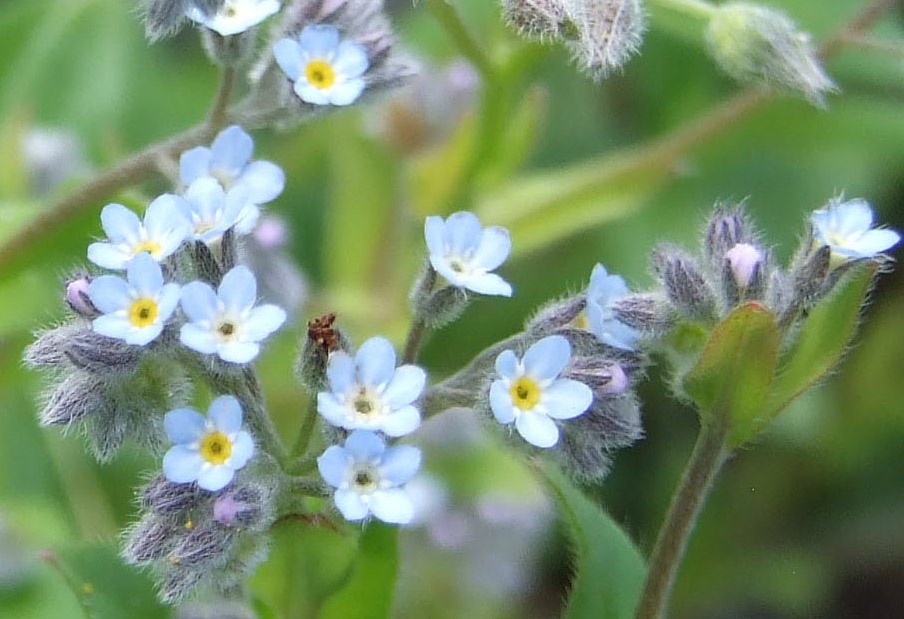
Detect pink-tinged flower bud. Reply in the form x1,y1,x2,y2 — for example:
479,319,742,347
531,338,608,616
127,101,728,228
65,275,98,317
252,216,288,249
725,243,763,289
600,363,629,395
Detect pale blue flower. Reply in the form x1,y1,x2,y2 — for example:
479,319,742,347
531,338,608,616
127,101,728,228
163,395,254,492
424,211,513,297
490,335,593,448
180,125,285,234
811,198,901,259
186,0,281,36
179,176,251,242
89,252,181,346
87,196,190,270
318,337,425,437
274,25,369,106
585,263,639,351
317,430,421,524
179,266,286,363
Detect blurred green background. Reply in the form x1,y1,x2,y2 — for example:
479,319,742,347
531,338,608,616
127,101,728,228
1,0,903,617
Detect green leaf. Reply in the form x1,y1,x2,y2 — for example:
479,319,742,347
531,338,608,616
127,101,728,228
683,303,780,446
320,523,400,619
539,464,645,619
756,261,877,439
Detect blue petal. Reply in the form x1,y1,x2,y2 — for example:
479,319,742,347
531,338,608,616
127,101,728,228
379,445,421,486
382,365,426,408
355,337,396,388
144,194,190,246
851,228,901,256
180,323,219,355
274,38,304,81
181,281,219,322
125,322,163,346
318,392,350,428
165,408,207,443
334,488,369,521
87,242,129,270
328,78,366,106
163,445,204,484
184,176,226,225
318,445,349,488
333,40,369,77
197,465,235,492
92,314,131,340
89,275,132,313
445,211,482,254
295,81,331,105
472,226,511,271
461,272,513,297
157,284,182,322
430,254,466,288
228,431,254,470
242,304,286,341
494,349,519,379
299,24,340,57
379,406,420,437
370,488,414,524
543,379,593,420
489,380,515,424
237,160,285,203
100,203,142,244
208,395,243,433
835,199,874,236
344,430,386,462
218,266,257,313
218,341,260,364
522,335,570,381
515,410,559,448
127,253,163,297
424,216,446,256
599,320,640,351
210,125,253,176
327,352,357,395
180,146,213,186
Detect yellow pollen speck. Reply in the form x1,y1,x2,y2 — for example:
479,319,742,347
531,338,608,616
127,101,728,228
129,298,159,328
201,432,232,465
509,376,541,410
184,520,194,530
169,556,181,565
132,240,162,257
306,60,336,90
83,583,94,594
573,311,589,330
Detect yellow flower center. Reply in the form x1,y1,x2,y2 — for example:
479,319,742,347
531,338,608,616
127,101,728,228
306,60,336,90
509,376,541,410
132,240,162,257
200,432,232,465
129,298,159,328
573,311,589,330
194,221,216,236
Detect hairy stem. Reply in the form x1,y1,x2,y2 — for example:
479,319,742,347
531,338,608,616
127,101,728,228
289,392,320,462
634,418,731,619
424,0,495,78
208,66,237,132
403,265,437,364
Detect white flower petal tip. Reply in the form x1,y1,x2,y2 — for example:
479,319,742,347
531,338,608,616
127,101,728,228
162,396,255,492
811,198,901,260
317,336,425,437
88,198,190,270
186,0,281,37
275,25,370,107
317,430,421,525
424,211,514,297
179,266,286,363
488,336,593,449
88,253,180,347
585,262,640,351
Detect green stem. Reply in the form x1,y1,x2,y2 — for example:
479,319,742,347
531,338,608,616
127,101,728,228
424,0,495,78
403,265,437,364
208,66,236,132
39,550,93,619
634,418,731,619
289,392,320,462
647,0,717,20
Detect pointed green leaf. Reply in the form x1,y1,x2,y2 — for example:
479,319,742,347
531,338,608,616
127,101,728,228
682,303,780,446
539,464,645,619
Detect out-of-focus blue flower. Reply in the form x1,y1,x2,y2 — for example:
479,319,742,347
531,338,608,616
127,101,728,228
180,125,285,234
89,253,180,346
179,266,286,363
585,263,639,350
87,197,190,270
163,395,254,492
317,430,421,524
424,211,513,297
274,25,369,106
318,337,425,437
489,335,593,448
811,198,901,259
186,0,281,36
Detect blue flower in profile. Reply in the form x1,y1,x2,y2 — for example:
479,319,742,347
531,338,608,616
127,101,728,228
180,125,285,235
87,196,190,270
811,198,901,259
179,265,286,364
88,252,181,346
318,337,425,437
585,263,639,351
274,25,369,106
424,211,513,297
186,0,281,37
163,395,254,492
317,430,421,524
490,335,593,449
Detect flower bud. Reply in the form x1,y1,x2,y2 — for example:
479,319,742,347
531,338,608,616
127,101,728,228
725,242,763,289
295,313,350,391
65,330,144,376
501,0,572,41
651,246,716,320
703,204,754,268
611,293,671,335
143,0,225,41
212,485,266,528
564,0,646,79
252,216,288,249
200,28,258,68
419,286,470,329
65,274,98,318
525,295,585,335
142,475,204,516
160,567,205,604
190,240,224,286
706,2,836,106
565,358,630,396
790,244,831,308
24,326,80,369
123,515,176,564
170,523,235,568
40,372,106,427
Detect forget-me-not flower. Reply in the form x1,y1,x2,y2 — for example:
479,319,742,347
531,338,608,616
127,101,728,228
317,430,421,524
584,263,639,351
186,0,281,37
490,335,593,448
87,197,190,270
811,198,900,260
179,265,286,363
179,176,250,242
163,395,254,492
424,211,513,297
180,125,285,234
274,25,369,106
318,337,425,437
89,252,181,346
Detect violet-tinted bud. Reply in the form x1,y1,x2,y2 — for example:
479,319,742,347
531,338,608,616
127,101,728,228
651,246,716,320
704,204,754,268
253,216,288,249
212,485,264,528
142,475,204,516
725,242,763,289
65,274,98,318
